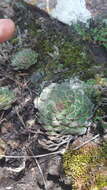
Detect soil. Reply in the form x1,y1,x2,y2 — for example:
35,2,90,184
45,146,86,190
0,1,107,190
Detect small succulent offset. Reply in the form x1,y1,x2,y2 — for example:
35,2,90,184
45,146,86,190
0,87,15,110
34,78,95,135
11,48,38,70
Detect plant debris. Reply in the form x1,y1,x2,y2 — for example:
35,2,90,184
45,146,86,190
0,1,107,190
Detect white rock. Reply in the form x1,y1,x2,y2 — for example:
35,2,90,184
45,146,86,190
24,0,91,24
51,0,91,24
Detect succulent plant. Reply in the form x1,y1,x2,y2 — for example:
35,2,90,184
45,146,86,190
34,78,95,135
11,48,38,70
0,87,15,110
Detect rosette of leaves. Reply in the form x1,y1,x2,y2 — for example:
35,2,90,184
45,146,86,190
0,87,15,110
34,78,95,135
11,48,38,70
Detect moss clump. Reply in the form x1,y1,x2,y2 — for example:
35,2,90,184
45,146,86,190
28,20,94,80
59,41,89,68
95,172,107,190
39,38,92,81
63,142,107,190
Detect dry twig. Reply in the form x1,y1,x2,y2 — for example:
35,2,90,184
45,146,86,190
73,134,100,150
0,134,100,160
15,107,26,128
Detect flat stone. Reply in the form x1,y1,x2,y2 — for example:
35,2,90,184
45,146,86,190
23,0,107,24
24,0,91,24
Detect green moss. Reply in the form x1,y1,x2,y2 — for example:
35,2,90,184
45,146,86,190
63,142,107,190
59,41,89,67
38,38,92,80
27,18,107,83
28,19,96,80
29,21,43,37
95,174,107,190
102,141,107,158
10,36,20,45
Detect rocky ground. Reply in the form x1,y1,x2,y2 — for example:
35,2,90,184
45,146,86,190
0,1,107,190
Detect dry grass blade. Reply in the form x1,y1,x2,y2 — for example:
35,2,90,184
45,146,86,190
73,134,100,150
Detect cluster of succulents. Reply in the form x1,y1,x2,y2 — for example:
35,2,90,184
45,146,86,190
0,86,15,110
34,78,96,135
11,48,38,70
